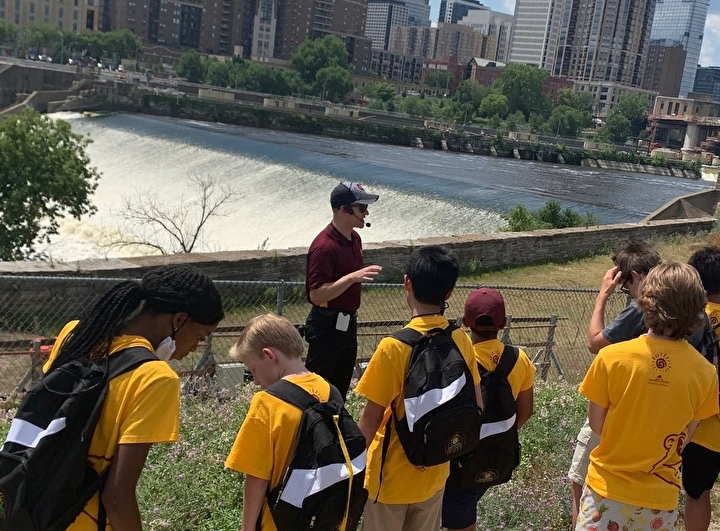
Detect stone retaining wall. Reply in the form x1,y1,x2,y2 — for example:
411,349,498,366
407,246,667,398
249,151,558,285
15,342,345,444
0,218,715,282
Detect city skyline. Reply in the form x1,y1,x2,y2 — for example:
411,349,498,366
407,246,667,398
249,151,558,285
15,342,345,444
428,0,720,67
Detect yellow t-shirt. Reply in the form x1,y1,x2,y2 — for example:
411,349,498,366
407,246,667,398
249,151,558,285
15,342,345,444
44,320,181,531
354,316,481,504
473,338,536,398
224,373,332,531
690,302,720,452
579,335,719,510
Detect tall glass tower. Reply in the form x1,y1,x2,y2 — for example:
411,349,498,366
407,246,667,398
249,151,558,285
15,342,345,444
650,0,709,97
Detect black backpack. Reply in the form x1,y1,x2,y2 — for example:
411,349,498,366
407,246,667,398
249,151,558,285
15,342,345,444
689,314,720,406
389,324,481,467
694,314,720,365
449,345,521,489
0,347,157,531
263,379,368,531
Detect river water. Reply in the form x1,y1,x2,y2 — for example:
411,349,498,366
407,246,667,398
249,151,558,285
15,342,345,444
42,112,712,261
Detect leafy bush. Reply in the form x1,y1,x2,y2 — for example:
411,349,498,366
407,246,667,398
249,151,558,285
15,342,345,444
503,201,601,231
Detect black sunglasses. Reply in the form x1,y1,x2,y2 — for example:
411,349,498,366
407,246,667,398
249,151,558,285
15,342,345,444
350,204,368,213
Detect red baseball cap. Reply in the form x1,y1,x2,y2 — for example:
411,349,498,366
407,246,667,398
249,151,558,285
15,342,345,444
463,287,506,331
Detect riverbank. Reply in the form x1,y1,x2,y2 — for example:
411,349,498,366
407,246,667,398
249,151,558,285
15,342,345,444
41,78,701,178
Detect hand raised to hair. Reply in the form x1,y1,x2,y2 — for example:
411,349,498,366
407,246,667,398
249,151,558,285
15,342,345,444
598,266,623,300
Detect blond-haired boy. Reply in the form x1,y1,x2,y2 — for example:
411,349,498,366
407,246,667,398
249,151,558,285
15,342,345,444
577,262,719,531
225,313,332,531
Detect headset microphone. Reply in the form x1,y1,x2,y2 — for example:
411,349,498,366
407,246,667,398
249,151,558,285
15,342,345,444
346,205,371,228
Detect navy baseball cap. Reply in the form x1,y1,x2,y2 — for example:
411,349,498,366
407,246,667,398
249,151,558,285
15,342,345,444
330,181,379,208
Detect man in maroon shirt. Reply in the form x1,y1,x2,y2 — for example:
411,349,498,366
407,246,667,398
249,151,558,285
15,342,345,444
304,181,382,399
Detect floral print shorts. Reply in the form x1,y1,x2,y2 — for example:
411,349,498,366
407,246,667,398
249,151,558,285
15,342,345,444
576,485,678,531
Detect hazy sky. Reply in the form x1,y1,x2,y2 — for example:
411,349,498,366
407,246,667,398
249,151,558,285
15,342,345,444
428,0,720,68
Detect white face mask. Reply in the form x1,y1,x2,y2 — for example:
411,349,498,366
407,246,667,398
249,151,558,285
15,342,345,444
155,336,176,361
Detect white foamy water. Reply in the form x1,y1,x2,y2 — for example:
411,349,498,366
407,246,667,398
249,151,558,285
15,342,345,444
39,113,506,261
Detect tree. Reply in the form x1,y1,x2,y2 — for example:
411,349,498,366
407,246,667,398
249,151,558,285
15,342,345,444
611,92,650,137
602,113,632,143
103,175,240,254
177,50,207,83
479,93,509,119
21,21,62,56
291,35,349,84
505,110,526,132
424,70,454,91
557,88,594,115
314,66,353,102
360,82,396,102
0,109,99,260
206,59,232,87
496,64,550,119
544,106,585,138
0,20,18,46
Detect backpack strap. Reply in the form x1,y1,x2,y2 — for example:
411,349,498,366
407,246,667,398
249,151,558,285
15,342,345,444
96,347,157,531
107,347,159,380
264,378,344,411
495,345,519,376
391,327,423,346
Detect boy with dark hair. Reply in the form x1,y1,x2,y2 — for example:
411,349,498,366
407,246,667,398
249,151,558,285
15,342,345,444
684,246,720,531
569,241,661,527
442,287,536,531
577,262,718,531
225,313,335,531
355,246,482,531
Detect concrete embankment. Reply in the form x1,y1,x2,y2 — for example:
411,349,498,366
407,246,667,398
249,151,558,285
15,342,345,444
582,159,699,179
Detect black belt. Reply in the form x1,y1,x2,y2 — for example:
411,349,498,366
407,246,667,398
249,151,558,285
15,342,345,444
311,306,357,319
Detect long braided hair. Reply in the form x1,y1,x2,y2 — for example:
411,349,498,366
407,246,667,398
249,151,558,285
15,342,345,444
51,265,224,369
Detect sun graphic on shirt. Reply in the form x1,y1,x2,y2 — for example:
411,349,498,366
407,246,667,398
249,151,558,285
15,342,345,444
652,352,671,373
491,353,501,365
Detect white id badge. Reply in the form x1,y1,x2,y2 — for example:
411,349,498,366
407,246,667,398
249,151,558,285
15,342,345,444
336,312,351,332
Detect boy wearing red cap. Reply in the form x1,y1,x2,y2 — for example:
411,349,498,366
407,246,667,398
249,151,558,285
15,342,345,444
441,287,536,531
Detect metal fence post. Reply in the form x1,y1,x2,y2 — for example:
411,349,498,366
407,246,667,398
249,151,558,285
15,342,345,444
276,280,285,316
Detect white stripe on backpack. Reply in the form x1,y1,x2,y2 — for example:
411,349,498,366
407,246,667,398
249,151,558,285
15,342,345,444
6,417,67,448
479,413,517,440
403,373,467,433
279,451,367,508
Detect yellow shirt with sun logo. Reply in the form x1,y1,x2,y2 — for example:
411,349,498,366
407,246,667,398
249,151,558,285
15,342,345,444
691,302,720,452
472,338,536,398
579,335,718,510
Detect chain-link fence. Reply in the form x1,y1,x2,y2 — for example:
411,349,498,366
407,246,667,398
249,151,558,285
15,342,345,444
0,275,629,396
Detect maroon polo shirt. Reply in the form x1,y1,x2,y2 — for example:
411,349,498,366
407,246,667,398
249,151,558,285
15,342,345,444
305,223,364,314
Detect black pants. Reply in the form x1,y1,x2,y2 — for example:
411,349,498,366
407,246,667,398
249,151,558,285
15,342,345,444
304,308,358,401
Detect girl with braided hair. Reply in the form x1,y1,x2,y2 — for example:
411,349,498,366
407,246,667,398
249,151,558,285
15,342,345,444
43,265,224,531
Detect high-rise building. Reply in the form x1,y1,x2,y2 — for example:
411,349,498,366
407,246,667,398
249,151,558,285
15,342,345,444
649,0,709,97
507,0,562,69
641,43,686,97
434,22,483,64
457,7,513,62
545,0,657,115
365,0,410,50
694,66,720,103
438,0,484,24
403,0,431,26
96,0,371,73
388,25,435,58
1,0,98,33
